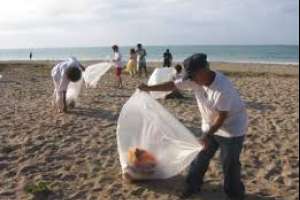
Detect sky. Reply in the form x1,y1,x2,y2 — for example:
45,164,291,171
0,0,299,48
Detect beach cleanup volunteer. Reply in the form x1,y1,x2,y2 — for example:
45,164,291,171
51,57,85,112
139,53,248,200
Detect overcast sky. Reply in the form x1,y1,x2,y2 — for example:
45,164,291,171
0,0,299,48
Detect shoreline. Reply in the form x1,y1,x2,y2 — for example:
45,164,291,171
0,59,299,66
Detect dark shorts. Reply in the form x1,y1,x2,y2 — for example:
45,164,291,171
138,61,147,70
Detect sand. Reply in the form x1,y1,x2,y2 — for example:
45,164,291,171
0,61,299,200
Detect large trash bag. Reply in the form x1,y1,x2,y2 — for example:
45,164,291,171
66,77,83,106
117,90,203,180
83,62,112,88
148,68,175,99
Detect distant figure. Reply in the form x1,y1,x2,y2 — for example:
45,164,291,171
112,45,123,88
51,57,85,113
29,52,33,60
136,44,148,77
163,49,173,67
125,48,137,77
174,64,183,79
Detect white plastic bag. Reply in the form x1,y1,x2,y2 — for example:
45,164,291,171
66,77,83,104
117,90,203,180
0,74,2,79
83,62,112,88
148,68,175,99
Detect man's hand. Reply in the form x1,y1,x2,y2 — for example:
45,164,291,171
138,83,150,92
200,134,209,150
80,64,85,71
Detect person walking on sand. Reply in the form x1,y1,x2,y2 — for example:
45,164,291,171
139,53,248,200
51,57,85,113
29,51,33,60
136,43,148,77
112,45,123,88
163,49,173,67
125,48,137,77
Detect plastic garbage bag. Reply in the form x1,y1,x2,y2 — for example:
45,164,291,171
83,62,112,88
117,90,203,180
0,74,2,79
148,68,175,99
66,77,83,106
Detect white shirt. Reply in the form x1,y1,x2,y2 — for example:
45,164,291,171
113,52,122,68
51,57,82,92
174,71,248,138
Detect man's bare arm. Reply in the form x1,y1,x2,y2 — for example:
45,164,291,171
79,64,85,71
138,82,176,92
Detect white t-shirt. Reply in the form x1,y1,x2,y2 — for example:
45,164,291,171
174,71,248,138
51,57,82,92
113,52,122,69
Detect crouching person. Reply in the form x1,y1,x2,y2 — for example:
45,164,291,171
51,57,85,113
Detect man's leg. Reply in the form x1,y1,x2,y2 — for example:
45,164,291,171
52,79,59,108
143,65,148,77
217,136,245,200
183,135,219,196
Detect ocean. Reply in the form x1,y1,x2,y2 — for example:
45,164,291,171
0,45,298,64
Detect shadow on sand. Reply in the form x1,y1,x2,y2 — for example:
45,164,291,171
136,175,277,200
68,107,118,122
245,101,275,112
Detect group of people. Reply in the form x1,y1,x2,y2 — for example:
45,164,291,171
51,52,248,200
111,44,175,88
111,43,148,88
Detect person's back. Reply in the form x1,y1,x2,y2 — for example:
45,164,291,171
51,57,83,112
136,44,148,77
126,49,137,76
163,50,172,67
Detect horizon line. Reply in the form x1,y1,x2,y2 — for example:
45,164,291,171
0,44,299,50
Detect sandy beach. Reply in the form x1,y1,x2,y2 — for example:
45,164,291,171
0,61,299,200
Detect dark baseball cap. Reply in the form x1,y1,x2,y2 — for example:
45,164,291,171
182,53,209,80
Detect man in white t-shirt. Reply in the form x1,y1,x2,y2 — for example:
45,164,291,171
51,57,85,113
139,53,247,200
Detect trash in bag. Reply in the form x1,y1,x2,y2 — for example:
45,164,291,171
124,147,158,180
0,74,2,79
148,68,176,99
83,62,112,88
66,77,83,107
117,90,203,180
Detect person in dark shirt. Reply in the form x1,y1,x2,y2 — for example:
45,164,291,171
163,49,173,67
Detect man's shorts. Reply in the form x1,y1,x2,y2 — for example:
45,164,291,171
138,61,147,71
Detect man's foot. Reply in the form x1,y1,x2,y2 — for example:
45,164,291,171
225,195,246,200
180,187,201,199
